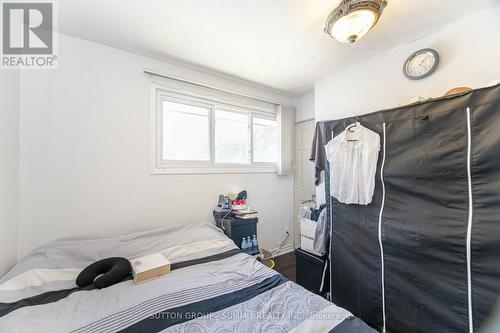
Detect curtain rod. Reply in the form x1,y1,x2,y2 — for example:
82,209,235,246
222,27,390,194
144,68,281,107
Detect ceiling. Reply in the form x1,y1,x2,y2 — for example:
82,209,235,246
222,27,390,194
58,0,498,95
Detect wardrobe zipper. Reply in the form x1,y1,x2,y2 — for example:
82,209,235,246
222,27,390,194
466,107,474,333
378,123,387,333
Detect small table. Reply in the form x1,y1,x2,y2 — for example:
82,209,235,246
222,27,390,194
213,210,258,253
295,248,329,296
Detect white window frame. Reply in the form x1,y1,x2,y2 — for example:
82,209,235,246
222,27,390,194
150,84,279,174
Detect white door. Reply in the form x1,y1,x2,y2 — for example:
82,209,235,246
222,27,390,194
294,119,316,248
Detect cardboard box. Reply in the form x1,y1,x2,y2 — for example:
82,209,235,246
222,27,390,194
130,253,171,283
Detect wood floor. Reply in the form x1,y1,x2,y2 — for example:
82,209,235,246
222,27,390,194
273,251,296,282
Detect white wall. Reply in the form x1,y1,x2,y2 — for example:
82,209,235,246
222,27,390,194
315,7,500,121
314,7,500,203
294,90,315,123
18,33,295,258
0,70,20,275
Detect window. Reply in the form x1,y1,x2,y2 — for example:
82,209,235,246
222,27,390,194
162,100,210,162
252,117,278,163
151,85,280,174
215,109,249,164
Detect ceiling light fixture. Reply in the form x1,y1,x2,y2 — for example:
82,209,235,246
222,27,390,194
324,0,387,43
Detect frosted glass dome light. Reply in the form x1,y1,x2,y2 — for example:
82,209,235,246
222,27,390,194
324,0,387,44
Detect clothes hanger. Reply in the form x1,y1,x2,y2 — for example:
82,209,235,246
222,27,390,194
346,116,359,141
347,115,359,132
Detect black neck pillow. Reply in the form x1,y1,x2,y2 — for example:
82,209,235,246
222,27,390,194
76,257,132,289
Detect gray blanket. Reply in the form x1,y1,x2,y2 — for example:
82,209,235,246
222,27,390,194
0,223,377,333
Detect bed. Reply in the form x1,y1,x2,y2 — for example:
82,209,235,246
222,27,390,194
0,223,377,333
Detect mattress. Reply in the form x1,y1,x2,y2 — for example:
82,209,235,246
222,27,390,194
0,223,377,333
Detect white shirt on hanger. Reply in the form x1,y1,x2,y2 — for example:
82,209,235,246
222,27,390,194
325,122,380,205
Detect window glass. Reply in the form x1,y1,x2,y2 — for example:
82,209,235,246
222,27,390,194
162,100,210,161
253,117,278,163
215,109,249,164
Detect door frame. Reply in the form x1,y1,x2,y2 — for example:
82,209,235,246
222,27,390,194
293,118,316,248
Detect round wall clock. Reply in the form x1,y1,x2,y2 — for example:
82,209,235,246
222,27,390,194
403,48,439,80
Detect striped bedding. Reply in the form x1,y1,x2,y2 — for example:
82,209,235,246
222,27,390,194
0,223,377,333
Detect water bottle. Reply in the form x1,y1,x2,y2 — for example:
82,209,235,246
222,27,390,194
247,235,253,254
246,237,252,254
241,237,248,253
252,235,259,254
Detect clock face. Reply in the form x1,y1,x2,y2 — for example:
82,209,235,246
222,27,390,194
404,49,439,80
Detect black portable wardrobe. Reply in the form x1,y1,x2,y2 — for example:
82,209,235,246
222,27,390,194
318,84,500,333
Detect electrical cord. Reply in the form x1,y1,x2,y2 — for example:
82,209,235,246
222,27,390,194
220,209,232,231
260,231,290,261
